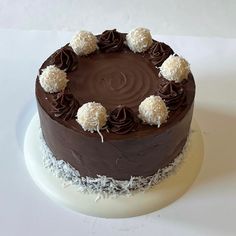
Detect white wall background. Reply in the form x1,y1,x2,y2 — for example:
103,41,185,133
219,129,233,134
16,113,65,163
0,0,235,37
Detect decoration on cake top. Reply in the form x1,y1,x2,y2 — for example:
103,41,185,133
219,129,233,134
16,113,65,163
70,31,97,56
158,79,186,111
38,28,193,133
39,65,68,93
147,41,174,67
49,45,78,72
76,102,107,142
138,95,169,127
126,27,153,53
98,29,124,52
159,55,190,83
51,90,80,120
107,106,138,134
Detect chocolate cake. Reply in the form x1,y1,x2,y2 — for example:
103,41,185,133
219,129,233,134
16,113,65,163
36,28,195,184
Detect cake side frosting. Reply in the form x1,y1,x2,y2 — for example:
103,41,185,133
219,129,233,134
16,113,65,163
40,127,192,196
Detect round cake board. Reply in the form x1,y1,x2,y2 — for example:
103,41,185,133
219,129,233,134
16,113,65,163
24,114,204,218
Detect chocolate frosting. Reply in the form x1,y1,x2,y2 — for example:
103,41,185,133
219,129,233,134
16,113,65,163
108,106,138,134
158,79,186,111
49,45,78,72
98,29,124,52
147,41,174,67
51,90,79,120
36,33,195,180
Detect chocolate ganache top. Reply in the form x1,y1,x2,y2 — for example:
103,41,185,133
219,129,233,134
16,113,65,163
36,32,195,140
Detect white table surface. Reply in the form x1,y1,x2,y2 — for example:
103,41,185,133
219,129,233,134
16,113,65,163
0,29,236,236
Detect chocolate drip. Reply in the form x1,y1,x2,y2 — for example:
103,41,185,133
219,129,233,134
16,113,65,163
108,106,138,134
98,29,124,52
51,91,79,120
50,45,78,72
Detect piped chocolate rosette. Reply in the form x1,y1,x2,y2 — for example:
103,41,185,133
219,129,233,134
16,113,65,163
98,29,125,52
157,79,187,111
147,41,174,67
49,45,78,72
51,90,80,120
107,106,138,134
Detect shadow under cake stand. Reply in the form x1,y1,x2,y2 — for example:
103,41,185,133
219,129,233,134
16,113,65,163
24,114,204,218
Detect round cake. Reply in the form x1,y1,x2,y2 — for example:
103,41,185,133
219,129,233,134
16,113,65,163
36,28,195,187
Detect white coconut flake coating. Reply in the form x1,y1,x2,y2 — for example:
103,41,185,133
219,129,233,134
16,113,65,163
160,55,190,83
76,102,107,133
39,65,68,93
138,95,169,127
70,31,97,56
39,127,191,197
126,27,153,53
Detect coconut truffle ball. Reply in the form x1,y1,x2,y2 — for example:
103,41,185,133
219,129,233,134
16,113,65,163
138,95,169,127
159,55,190,83
76,102,107,132
39,65,68,93
70,31,97,56
126,27,153,53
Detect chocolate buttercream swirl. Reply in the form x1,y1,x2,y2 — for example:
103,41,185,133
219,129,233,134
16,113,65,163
147,42,174,67
50,45,78,72
51,91,79,120
158,80,186,111
98,29,124,52
108,106,138,134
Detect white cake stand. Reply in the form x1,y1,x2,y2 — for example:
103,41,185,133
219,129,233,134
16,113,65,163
24,114,204,218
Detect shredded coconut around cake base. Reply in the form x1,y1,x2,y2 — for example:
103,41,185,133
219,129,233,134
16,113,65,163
39,128,191,198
